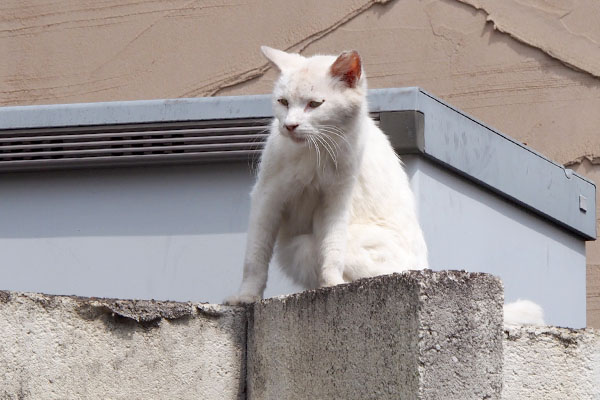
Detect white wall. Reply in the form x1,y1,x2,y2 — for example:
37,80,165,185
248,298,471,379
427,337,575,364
404,156,586,327
0,163,300,304
0,157,586,326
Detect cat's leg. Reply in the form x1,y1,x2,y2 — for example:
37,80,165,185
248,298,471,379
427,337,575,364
274,234,320,289
315,183,354,287
224,182,285,305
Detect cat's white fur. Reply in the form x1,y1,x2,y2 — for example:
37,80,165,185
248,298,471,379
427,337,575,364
224,47,547,328
225,46,428,305
504,299,545,326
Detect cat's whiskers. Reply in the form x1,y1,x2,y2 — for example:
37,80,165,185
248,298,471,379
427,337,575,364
312,133,338,169
247,126,271,175
306,135,316,166
319,132,342,158
316,125,352,171
317,125,350,147
307,135,321,170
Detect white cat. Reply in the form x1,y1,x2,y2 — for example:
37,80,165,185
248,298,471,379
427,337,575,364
504,299,545,326
225,46,428,305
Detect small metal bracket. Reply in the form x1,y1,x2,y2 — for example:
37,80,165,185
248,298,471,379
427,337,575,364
579,195,588,213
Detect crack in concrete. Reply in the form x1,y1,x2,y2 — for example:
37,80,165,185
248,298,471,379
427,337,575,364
181,0,392,97
453,0,600,79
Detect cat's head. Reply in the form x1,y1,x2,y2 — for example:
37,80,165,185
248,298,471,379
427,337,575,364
261,46,367,145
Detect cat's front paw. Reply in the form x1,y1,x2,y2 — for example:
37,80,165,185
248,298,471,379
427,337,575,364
223,293,262,306
319,270,346,288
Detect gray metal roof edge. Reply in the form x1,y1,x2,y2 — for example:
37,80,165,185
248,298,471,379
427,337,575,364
406,88,595,240
0,94,274,130
0,88,423,131
414,88,596,187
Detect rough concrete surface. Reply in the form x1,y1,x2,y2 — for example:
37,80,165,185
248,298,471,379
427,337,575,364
248,270,504,400
503,326,600,399
0,291,246,400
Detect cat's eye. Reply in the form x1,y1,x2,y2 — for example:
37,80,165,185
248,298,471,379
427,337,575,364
278,98,289,107
308,100,324,108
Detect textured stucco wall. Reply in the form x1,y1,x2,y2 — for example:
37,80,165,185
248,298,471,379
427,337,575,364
0,292,246,399
1,0,599,325
503,326,600,399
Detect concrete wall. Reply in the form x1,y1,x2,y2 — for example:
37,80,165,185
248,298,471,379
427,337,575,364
0,291,246,399
1,271,599,399
1,0,598,327
248,271,504,400
503,326,600,399
1,271,504,400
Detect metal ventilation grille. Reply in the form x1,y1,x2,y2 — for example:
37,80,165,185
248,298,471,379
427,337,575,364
0,118,272,172
0,114,381,172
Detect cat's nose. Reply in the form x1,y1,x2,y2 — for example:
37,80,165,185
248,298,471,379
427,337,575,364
285,124,299,132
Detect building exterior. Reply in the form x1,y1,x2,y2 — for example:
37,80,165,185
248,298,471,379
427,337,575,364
1,0,599,326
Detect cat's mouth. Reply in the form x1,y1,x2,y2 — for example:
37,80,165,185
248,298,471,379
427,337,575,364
287,132,306,144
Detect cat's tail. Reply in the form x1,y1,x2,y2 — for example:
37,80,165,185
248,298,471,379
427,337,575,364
504,299,545,326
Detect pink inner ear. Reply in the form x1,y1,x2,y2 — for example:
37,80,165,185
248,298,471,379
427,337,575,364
330,51,362,88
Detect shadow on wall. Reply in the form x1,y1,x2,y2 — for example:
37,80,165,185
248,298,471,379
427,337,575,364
0,163,254,238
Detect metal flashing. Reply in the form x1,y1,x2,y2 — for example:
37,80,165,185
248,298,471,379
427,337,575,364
0,88,595,239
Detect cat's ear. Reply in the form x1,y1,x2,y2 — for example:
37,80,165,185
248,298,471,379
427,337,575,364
261,46,301,72
330,50,362,88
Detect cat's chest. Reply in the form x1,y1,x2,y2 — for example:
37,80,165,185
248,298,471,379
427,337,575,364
287,156,337,189
282,184,322,228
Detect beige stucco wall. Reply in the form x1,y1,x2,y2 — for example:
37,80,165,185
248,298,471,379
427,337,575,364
1,0,599,325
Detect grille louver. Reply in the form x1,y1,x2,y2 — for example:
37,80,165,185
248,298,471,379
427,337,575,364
0,114,380,172
0,118,272,172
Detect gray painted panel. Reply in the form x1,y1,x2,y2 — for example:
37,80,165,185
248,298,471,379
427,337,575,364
403,155,586,327
0,157,585,326
0,164,301,302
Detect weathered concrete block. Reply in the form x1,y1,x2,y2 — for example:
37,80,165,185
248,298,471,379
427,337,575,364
503,326,600,399
0,292,246,400
248,270,504,400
